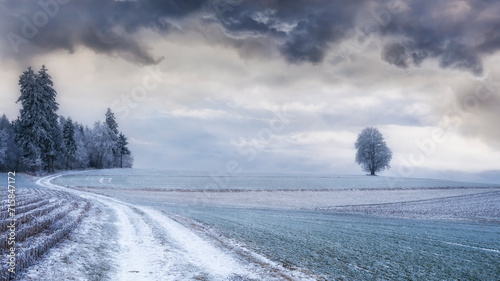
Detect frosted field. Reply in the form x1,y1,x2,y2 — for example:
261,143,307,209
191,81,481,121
0,174,90,280
53,168,497,191
158,205,500,280
0,173,40,189
26,174,320,281
54,169,499,216
49,169,500,280
5,170,499,280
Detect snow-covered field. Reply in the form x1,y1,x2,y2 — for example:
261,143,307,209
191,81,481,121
54,169,499,220
0,174,90,280
3,169,500,280
16,173,321,280
53,168,497,191
71,186,497,212
326,190,500,222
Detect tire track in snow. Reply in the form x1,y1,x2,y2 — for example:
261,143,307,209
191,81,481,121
38,175,173,280
140,207,256,279
36,174,268,281
107,202,171,280
39,174,212,280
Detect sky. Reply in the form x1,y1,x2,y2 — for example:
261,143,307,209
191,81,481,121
0,0,499,183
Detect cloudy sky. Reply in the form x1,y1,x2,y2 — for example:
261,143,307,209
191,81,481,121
1,0,499,183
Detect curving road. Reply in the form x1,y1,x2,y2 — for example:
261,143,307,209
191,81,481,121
35,173,313,281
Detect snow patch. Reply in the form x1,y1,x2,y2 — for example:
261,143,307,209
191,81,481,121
140,207,257,280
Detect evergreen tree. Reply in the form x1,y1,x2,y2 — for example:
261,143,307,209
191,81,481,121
15,66,62,172
0,124,7,167
0,116,9,162
37,65,60,172
0,115,20,171
62,117,77,169
105,108,120,166
117,132,131,168
12,67,134,171
59,115,67,129
15,67,44,171
73,122,89,169
105,108,119,137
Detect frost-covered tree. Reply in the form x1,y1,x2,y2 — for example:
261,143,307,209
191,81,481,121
38,65,61,172
0,115,20,171
116,132,131,168
354,127,392,175
72,122,89,169
15,67,44,171
59,115,67,128
86,121,115,169
0,115,10,165
62,118,77,169
122,153,134,168
105,108,120,165
15,66,61,172
10,66,136,172
0,125,7,166
105,108,119,137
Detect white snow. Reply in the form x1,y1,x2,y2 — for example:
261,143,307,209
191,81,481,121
140,207,256,279
111,203,169,281
441,241,500,254
53,168,498,191
32,172,314,280
21,170,500,281
66,186,499,211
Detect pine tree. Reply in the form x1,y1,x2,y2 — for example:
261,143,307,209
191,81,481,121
73,122,89,169
15,66,61,172
105,108,120,166
117,132,131,168
15,67,44,171
62,117,77,169
0,115,20,171
38,65,60,172
0,115,9,170
12,67,136,172
105,108,119,137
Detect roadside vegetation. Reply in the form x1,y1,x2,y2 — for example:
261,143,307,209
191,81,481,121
0,174,90,280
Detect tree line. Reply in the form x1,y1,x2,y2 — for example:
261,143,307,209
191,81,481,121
0,66,132,173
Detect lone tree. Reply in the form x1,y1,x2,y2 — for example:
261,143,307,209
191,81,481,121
355,127,392,175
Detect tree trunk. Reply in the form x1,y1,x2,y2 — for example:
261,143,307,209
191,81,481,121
120,154,123,168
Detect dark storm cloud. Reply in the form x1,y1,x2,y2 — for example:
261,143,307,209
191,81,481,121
379,0,500,75
1,0,205,64
216,0,362,63
2,0,500,73
212,0,500,74
382,42,410,68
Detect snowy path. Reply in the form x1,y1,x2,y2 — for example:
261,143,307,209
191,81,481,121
34,173,310,281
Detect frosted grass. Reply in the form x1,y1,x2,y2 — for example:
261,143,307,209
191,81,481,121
53,168,498,191
50,169,500,280
157,205,500,280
